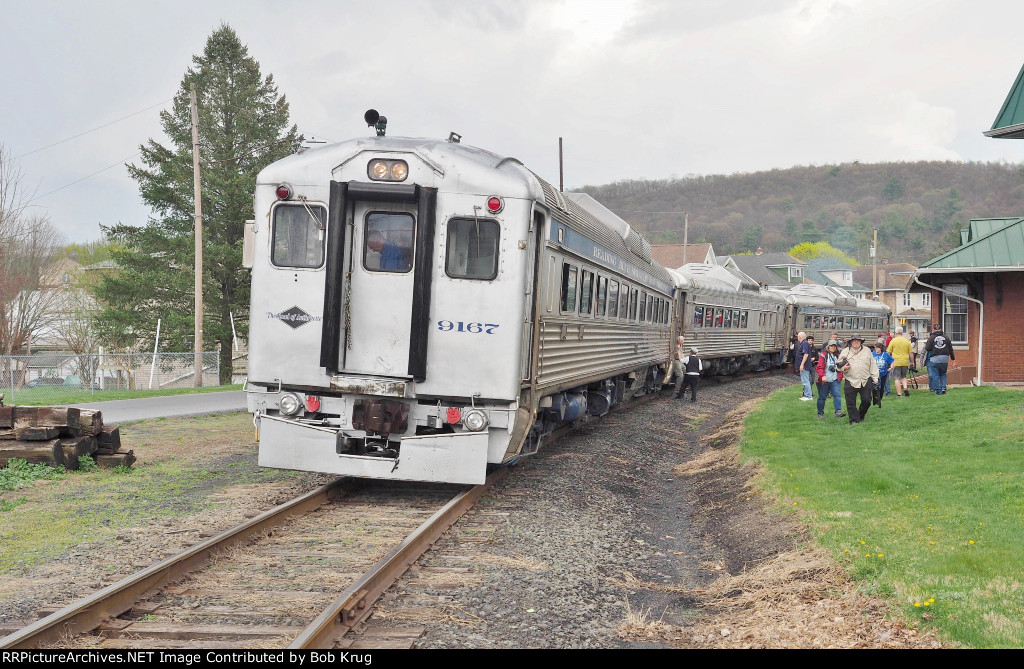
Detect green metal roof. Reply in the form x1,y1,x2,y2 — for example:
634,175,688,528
985,63,1024,139
920,217,1024,270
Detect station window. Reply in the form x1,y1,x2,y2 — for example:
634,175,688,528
560,263,578,312
942,284,968,344
694,306,704,327
580,270,594,315
608,280,619,318
446,218,499,280
596,276,607,316
364,212,414,273
271,203,326,268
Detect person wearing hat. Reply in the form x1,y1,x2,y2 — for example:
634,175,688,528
836,333,880,424
925,323,956,395
815,339,845,419
673,346,703,402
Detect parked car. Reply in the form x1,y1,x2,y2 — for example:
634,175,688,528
25,377,63,388
63,375,84,388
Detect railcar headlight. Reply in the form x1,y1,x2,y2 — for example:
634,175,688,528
369,160,390,180
279,393,302,416
462,409,489,432
367,159,409,182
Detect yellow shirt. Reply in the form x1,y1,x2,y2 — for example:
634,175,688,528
887,336,913,367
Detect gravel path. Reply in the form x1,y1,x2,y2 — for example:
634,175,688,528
375,374,799,648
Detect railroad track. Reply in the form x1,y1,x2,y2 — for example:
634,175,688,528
1,471,506,650
1,378,768,650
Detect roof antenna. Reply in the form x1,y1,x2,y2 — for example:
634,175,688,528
447,132,461,144
364,109,387,137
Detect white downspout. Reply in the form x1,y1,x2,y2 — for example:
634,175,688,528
912,275,984,386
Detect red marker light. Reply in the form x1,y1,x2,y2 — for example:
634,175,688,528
486,196,503,213
445,407,462,424
276,184,292,200
305,396,321,412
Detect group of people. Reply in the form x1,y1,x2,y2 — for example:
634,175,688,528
793,324,957,424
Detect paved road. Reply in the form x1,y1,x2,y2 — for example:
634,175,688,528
63,391,247,424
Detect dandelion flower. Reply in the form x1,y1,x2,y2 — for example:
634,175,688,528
923,601,931,607
979,523,983,526
860,540,866,545
793,502,798,506
914,602,921,607
929,598,935,603
877,553,883,557
969,540,975,545
929,541,935,545
865,554,870,558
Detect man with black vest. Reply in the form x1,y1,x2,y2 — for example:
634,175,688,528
674,346,703,402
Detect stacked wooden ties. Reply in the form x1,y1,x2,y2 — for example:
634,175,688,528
0,406,136,470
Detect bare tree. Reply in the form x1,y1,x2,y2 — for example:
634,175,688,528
0,145,66,387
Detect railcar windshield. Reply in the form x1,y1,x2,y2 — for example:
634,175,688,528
364,212,414,273
271,203,326,268
445,218,499,280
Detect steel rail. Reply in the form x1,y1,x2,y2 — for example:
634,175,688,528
290,468,508,648
0,478,350,649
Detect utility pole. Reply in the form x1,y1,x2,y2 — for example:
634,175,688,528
871,228,878,300
190,85,204,387
558,137,564,193
682,212,689,265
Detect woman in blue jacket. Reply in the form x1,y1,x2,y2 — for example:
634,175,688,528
872,343,894,398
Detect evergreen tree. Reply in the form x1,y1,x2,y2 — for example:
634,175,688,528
95,25,300,383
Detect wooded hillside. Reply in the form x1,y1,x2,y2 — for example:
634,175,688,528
581,161,1024,265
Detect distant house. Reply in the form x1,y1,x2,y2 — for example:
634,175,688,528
912,217,1024,384
851,262,930,337
728,252,806,289
650,243,717,268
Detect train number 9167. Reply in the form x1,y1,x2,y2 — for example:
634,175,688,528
437,320,499,334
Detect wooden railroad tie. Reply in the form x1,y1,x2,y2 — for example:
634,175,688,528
0,405,134,471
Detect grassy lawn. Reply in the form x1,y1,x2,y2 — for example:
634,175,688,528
740,384,1024,648
4,383,242,406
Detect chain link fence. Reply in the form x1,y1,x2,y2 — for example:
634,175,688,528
0,352,226,406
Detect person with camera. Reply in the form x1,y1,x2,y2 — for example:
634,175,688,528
815,340,845,419
836,333,880,424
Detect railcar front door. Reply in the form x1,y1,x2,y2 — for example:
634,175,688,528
343,202,418,377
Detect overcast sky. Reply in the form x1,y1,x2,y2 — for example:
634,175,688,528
4,0,1024,243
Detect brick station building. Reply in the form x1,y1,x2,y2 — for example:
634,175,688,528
912,218,1024,385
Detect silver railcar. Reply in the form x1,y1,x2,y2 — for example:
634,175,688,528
245,131,674,484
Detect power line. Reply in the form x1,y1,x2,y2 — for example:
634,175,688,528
15,99,172,159
28,152,140,204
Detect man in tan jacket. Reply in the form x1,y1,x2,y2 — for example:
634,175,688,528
837,333,880,424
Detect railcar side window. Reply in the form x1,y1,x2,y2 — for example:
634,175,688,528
741,311,748,328
647,295,654,322
845,316,853,329
694,306,704,327
812,315,820,329
608,280,619,318
445,218,499,280
596,276,607,316
580,270,593,315
364,212,414,273
560,263,578,312
724,309,733,328
733,310,741,328
638,292,647,321
704,307,713,327
619,283,629,318
715,308,723,327
271,203,326,268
